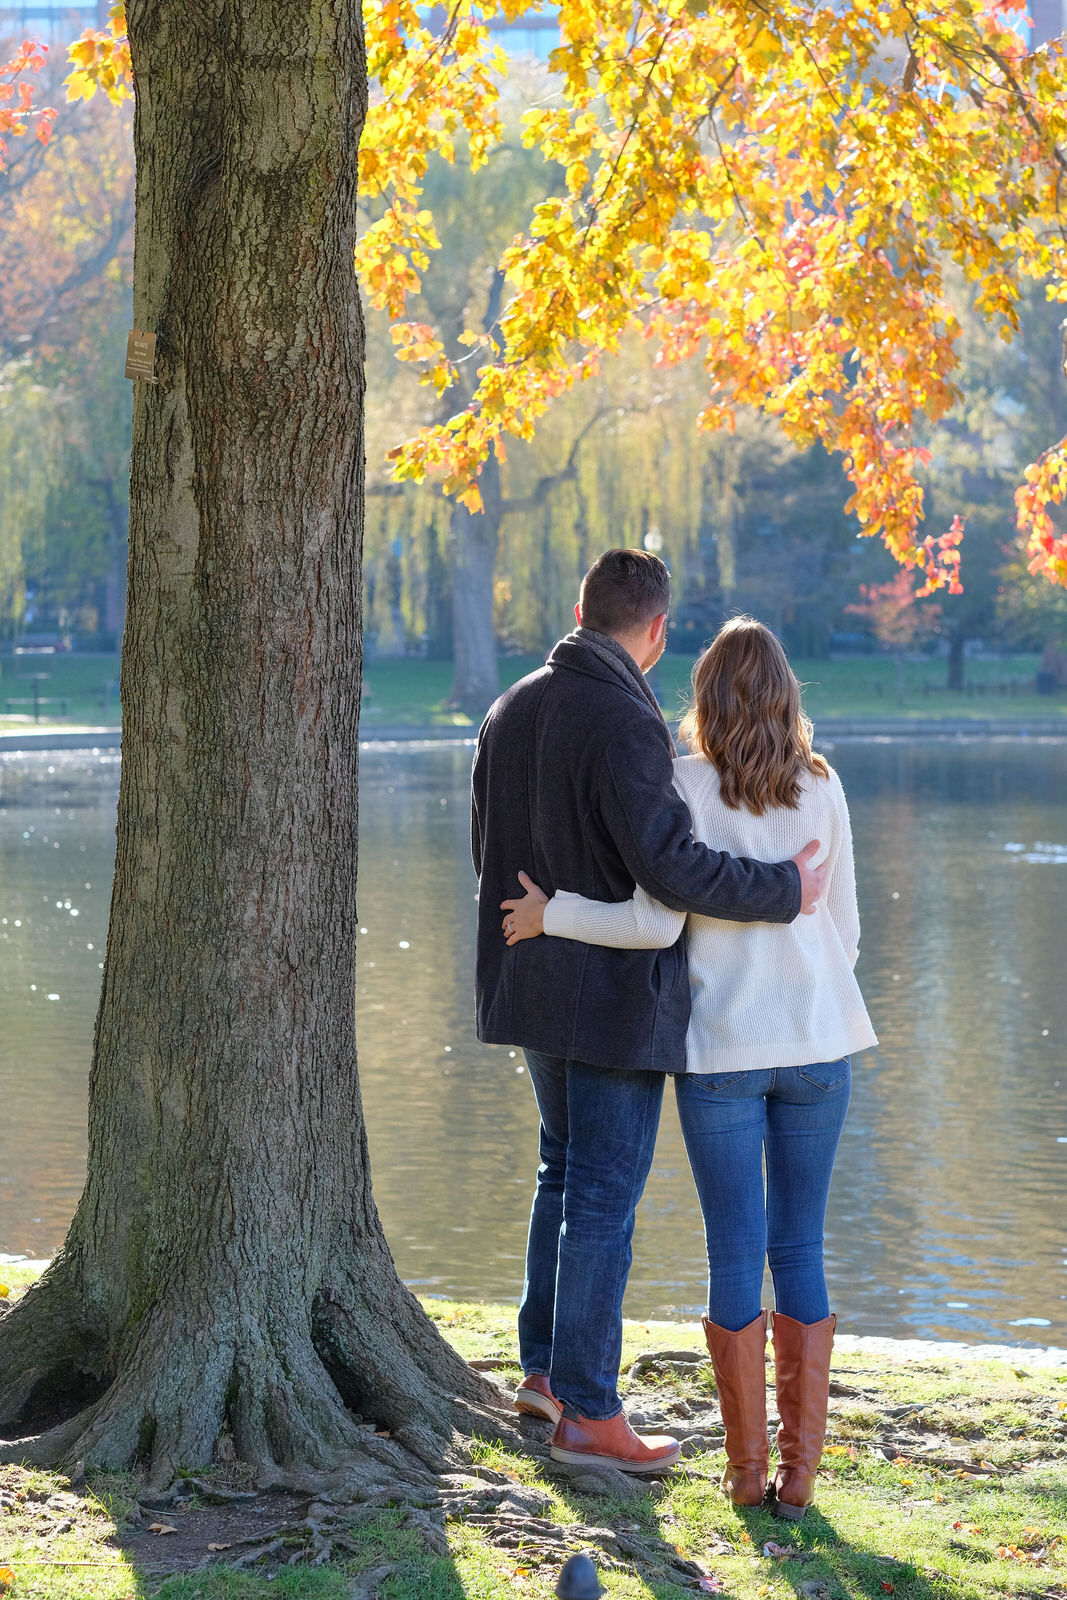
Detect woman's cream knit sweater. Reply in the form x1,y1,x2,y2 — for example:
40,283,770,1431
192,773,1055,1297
541,755,877,1073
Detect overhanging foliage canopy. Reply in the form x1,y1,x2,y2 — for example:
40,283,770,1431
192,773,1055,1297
16,0,1067,591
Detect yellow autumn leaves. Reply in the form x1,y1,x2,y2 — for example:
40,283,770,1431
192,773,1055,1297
355,0,1067,590
64,4,130,105
62,0,1067,591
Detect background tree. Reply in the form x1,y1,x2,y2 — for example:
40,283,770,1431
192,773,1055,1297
366,122,566,711
846,570,945,705
0,84,132,644
917,279,1067,686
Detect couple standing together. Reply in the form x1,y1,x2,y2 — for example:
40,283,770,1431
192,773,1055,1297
471,549,877,1520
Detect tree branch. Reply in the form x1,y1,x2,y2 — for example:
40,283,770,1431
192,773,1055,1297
499,403,615,515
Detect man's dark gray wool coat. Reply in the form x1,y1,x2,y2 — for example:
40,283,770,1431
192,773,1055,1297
471,632,802,1074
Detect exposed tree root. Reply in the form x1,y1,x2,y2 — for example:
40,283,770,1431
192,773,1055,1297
0,1245,525,1497
198,1467,715,1587
0,1252,105,1430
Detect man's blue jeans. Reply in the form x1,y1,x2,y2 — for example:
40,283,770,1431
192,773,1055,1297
674,1060,851,1332
518,1050,664,1419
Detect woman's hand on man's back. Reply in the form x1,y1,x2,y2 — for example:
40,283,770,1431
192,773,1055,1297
501,871,549,944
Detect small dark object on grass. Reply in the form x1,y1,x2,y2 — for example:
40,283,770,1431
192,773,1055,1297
556,1551,604,1600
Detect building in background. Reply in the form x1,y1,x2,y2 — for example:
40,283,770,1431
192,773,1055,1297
416,4,558,58
0,0,102,36
3,2,1062,54
1031,0,1067,45
486,4,558,58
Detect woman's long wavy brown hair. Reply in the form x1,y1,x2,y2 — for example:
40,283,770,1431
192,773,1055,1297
678,617,829,815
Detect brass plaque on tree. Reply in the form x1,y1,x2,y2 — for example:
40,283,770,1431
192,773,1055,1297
125,329,158,384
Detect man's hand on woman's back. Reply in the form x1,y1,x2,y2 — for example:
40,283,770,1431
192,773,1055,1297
792,840,827,915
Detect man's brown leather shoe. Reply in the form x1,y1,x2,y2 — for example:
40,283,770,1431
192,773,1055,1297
515,1373,562,1425
550,1407,680,1473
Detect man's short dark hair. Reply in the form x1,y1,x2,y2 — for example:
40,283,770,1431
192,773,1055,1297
579,548,671,636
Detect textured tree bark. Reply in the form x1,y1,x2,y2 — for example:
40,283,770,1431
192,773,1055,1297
99,476,128,644
0,0,498,1490
449,451,502,717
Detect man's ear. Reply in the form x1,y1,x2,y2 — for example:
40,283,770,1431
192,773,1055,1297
574,602,582,626
652,612,668,643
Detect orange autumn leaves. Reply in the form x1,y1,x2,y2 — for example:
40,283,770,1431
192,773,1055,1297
0,40,54,164
39,0,1067,588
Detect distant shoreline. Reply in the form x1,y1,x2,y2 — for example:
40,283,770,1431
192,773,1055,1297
3,715,1067,754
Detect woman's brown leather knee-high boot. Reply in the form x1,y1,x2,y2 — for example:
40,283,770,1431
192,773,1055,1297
769,1311,836,1520
701,1311,769,1506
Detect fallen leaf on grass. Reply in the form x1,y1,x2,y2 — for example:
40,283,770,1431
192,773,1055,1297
698,1579,723,1593
762,1541,802,1559
997,1542,1053,1564
0,1567,15,1592
207,1542,232,1552
881,1583,894,1593
148,1523,178,1535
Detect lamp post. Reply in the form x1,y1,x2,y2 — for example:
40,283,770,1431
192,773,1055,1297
642,527,667,702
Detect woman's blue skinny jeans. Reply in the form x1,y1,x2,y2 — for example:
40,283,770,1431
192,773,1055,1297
673,1058,851,1332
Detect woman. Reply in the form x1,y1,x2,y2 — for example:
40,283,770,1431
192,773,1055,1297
501,617,876,1519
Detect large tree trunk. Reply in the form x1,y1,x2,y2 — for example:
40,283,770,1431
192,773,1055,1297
449,452,501,717
0,0,498,1492
99,474,128,644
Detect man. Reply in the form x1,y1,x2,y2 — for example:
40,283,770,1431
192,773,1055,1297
471,549,824,1472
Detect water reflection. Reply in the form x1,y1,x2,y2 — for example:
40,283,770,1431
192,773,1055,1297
1,739,1064,1345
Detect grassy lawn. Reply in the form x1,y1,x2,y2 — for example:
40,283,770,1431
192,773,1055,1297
1,1281,1064,1600
1,653,1063,736
656,653,1060,724
0,656,121,732
357,654,1066,730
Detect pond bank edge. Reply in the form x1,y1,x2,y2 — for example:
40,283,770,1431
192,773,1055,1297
3,1262,1065,1369
3,716,1067,753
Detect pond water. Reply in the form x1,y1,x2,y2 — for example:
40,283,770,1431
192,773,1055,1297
1,738,1065,1347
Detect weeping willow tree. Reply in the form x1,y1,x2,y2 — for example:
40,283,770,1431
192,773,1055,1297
361,316,823,668
0,364,57,641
